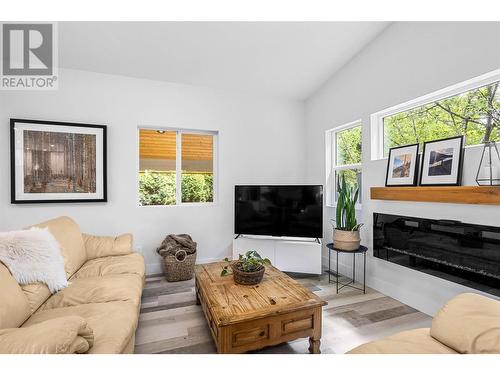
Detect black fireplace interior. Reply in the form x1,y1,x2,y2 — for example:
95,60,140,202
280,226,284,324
373,213,500,297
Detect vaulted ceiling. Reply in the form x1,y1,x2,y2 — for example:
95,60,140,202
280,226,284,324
59,22,390,100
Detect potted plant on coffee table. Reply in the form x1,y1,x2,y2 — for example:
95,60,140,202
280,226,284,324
220,250,271,285
331,175,363,251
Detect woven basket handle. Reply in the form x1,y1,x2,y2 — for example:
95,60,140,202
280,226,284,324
174,249,187,262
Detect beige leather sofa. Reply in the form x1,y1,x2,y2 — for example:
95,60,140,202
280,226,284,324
348,292,500,354
0,216,145,354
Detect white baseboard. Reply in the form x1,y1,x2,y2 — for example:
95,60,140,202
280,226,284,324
145,262,162,275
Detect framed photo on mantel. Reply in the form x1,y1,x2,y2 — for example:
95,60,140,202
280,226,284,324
419,135,464,186
10,119,107,203
385,143,420,186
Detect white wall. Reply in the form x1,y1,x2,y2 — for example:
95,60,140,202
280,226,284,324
305,22,500,315
0,68,306,274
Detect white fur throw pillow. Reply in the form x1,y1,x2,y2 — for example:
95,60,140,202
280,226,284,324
0,227,68,293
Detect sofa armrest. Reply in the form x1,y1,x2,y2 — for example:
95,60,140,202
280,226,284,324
346,328,457,354
0,316,94,354
430,293,500,354
82,233,133,260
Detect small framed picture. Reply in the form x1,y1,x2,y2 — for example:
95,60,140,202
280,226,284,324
385,143,420,186
419,135,464,186
10,119,107,203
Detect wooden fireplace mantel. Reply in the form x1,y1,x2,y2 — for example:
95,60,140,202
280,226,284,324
370,186,500,205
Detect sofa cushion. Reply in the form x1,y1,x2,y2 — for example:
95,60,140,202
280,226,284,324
22,301,138,354
71,253,145,280
41,274,143,311
83,233,133,260
0,316,94,354
347,328,457,354
32,216,87,278
431,293,500,354
0,263,31,329
20,283,51,313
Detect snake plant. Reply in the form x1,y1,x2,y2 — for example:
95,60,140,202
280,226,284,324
334,175,362,231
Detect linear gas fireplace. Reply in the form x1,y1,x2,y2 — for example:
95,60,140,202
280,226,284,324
373,213,500,297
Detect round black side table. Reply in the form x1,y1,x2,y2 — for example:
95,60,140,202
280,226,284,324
326,243,368,294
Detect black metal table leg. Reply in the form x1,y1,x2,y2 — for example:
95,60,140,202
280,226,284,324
363,252,366,294
336,250,339,294
328,245,331,283
353,253,355,284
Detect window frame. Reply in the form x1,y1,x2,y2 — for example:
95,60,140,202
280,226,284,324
370,69,500,161
137,126,219,207
325,120,362,209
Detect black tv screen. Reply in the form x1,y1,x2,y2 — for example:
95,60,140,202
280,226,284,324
235,185,323,238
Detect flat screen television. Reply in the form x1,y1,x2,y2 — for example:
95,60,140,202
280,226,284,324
235,185,323,238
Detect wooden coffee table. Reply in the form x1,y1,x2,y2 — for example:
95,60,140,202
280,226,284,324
194,262,327,354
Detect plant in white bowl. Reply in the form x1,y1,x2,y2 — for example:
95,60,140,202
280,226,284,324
331,175,363,251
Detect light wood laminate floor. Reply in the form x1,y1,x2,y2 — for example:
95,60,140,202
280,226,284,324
134,270,431,354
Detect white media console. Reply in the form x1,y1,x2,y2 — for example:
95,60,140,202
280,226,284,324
232,235,322,274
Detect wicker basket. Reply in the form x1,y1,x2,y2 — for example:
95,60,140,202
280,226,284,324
332,229,361,251
230,262,265,285
161,249,197,282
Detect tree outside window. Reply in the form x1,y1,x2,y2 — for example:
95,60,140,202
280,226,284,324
383,82,499,156
328,123,362,205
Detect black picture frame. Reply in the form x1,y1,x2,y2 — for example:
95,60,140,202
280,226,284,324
419,135,464,186
10,118,107,204
385,143,420,187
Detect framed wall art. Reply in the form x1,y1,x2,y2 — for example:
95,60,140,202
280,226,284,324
10,119,107,203
419,135,464,186
385,143,420,186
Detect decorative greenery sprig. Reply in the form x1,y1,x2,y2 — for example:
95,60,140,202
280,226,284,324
220,250,271,276
333,175,363,231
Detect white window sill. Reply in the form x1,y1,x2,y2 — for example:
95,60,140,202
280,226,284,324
138,202,218,208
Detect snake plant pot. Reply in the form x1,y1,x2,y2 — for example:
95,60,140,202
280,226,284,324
332,229,361,251
230,262,265,285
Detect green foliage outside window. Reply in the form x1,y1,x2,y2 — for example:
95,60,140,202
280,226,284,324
383,82,499,156
335,125,362,204
139,171,176,205
336,126,362,165
181,173,214,203
139,170,213,205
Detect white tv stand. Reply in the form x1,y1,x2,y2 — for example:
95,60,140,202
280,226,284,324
232,235,322,275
